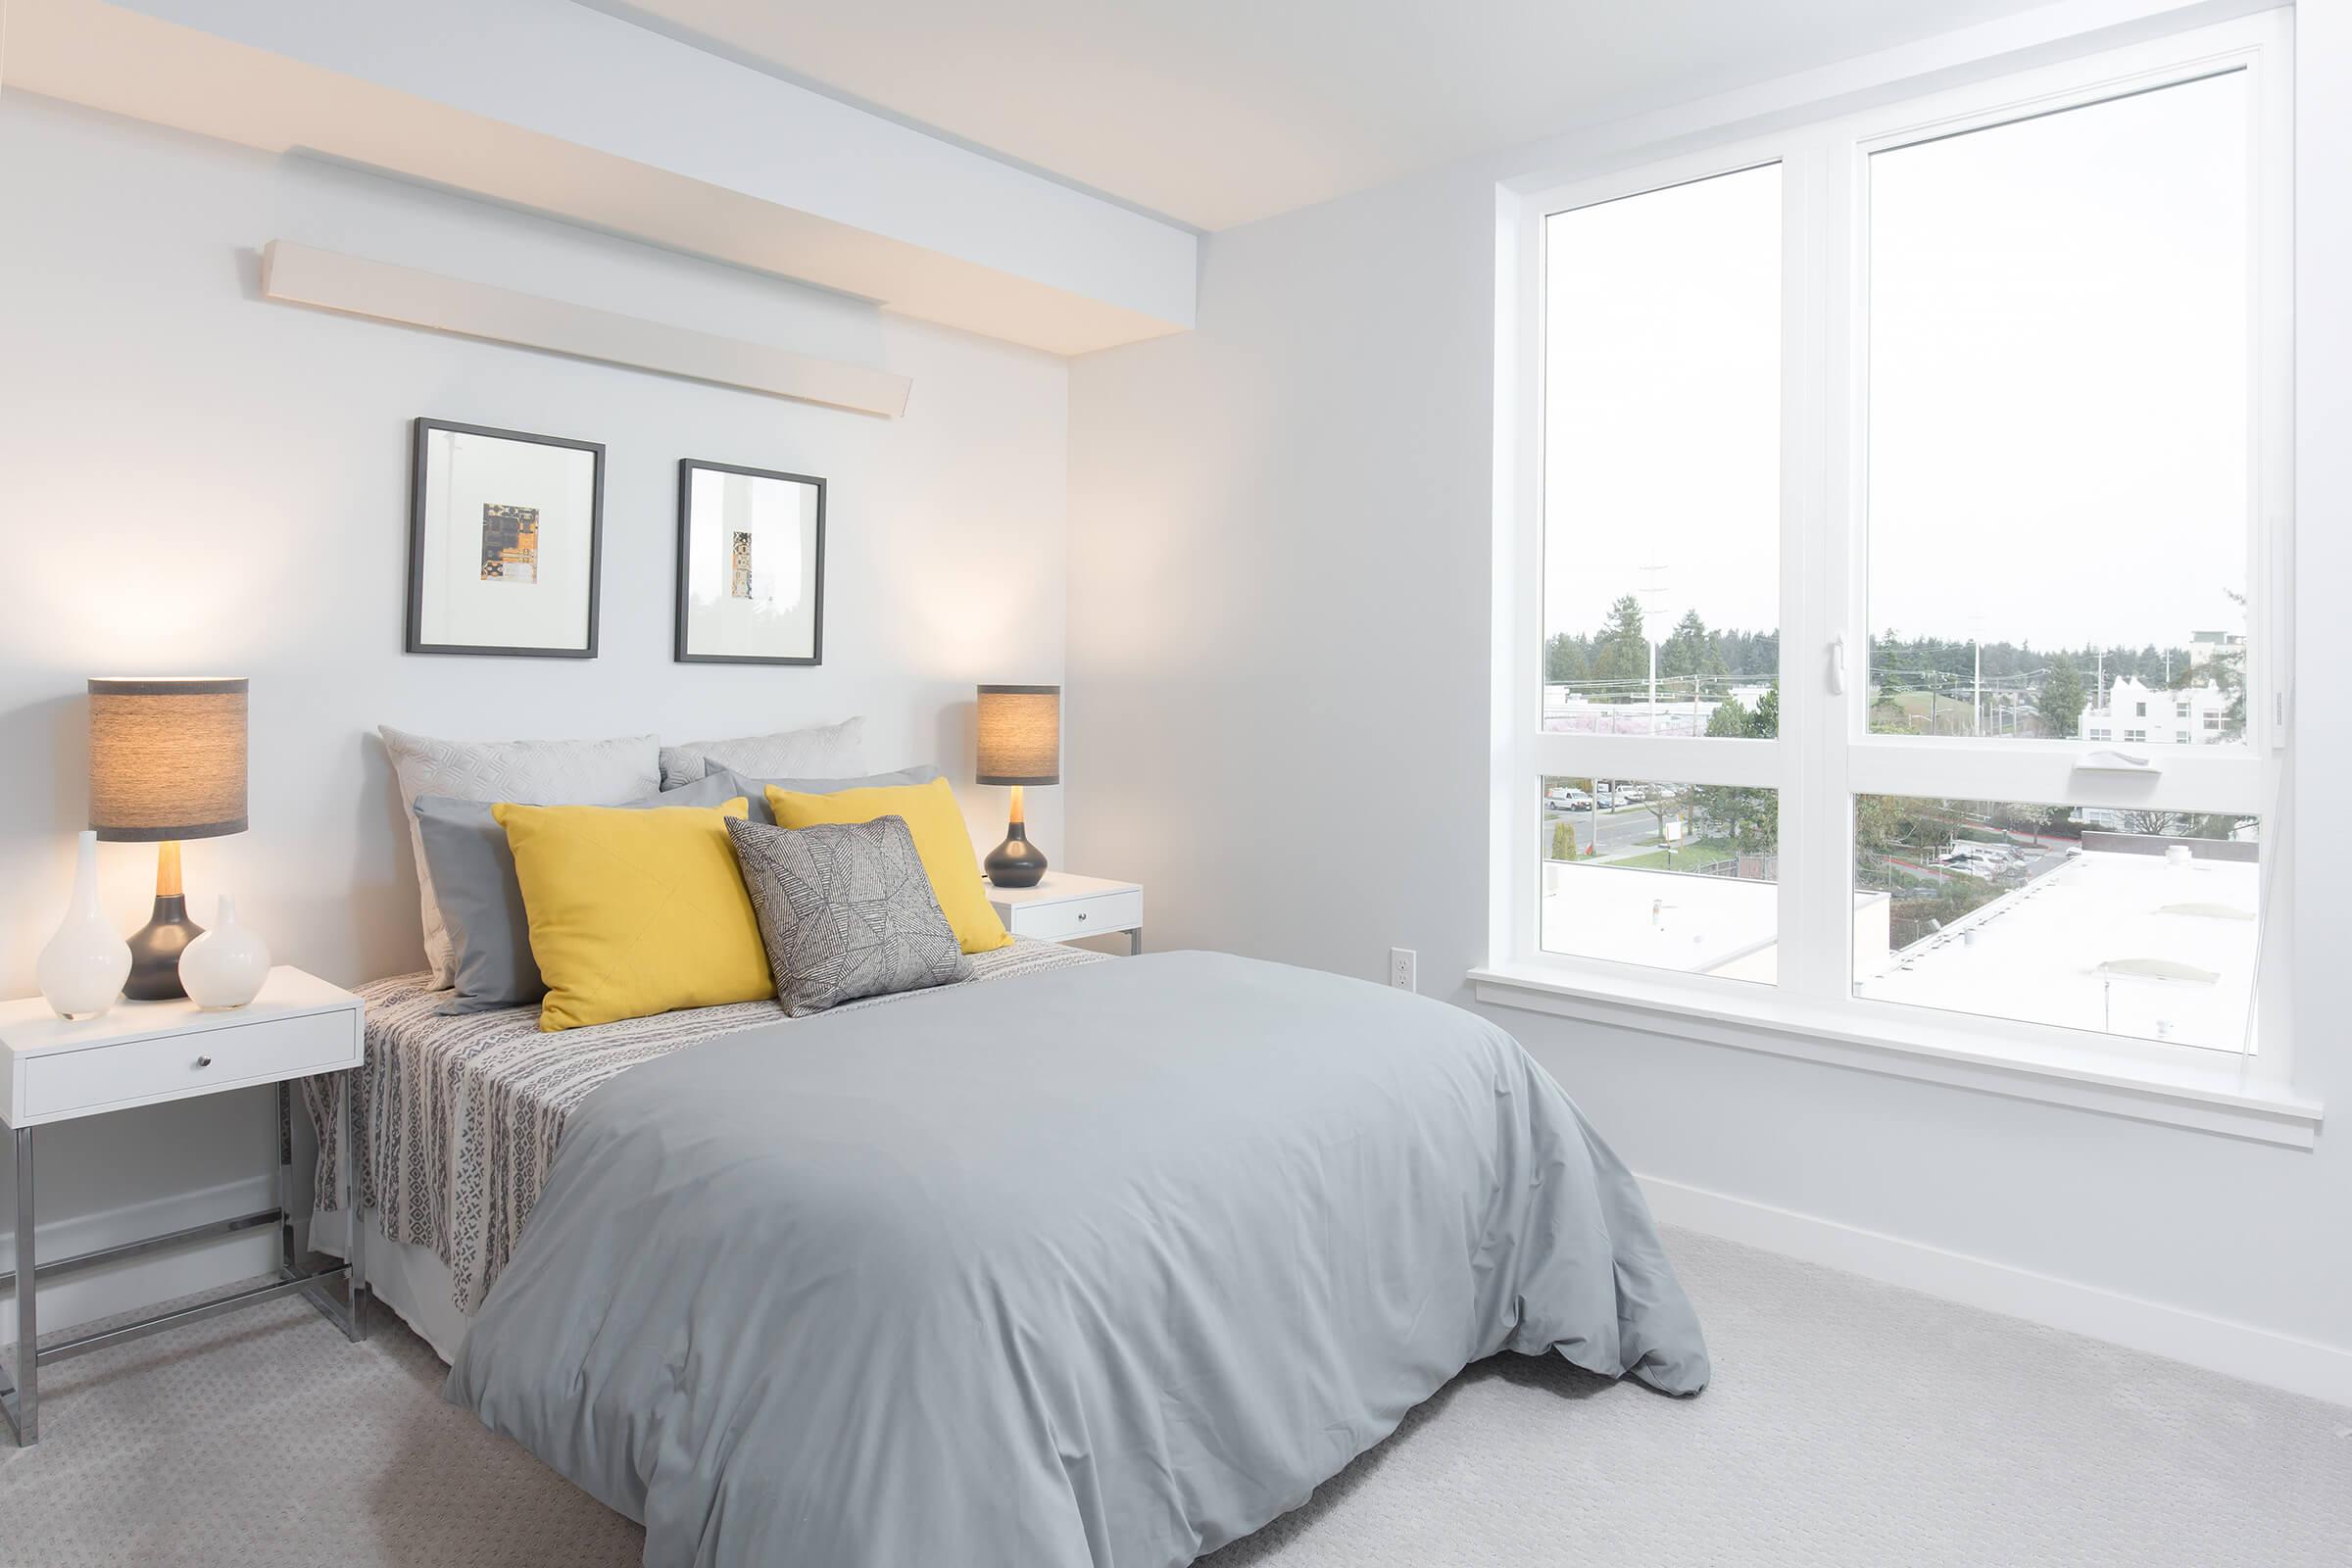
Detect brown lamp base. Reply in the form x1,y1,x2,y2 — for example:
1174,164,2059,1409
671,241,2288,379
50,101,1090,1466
985,824,1049,888
986,826,1048,888
125,893,203,1001
122,841,201,1001
984,784,1049,888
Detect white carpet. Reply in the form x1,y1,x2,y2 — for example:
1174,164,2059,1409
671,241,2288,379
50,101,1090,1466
1,1228,2343,1566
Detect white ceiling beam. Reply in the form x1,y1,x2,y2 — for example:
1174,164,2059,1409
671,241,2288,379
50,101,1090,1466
259,241,915,417
5,0,1198,356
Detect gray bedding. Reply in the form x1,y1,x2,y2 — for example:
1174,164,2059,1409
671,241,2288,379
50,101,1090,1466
448,951,1709,1568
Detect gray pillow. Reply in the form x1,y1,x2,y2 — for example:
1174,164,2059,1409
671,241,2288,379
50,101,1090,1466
415,773,757,1014
659,716,864,790
726,814,971,1018
380,726,661,986
707,760,942,798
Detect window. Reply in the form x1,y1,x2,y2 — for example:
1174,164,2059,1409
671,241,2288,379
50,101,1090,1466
1498,16,2287,1076
1540,164,1780,740
1540,777,1780,979
1867,69,2249,748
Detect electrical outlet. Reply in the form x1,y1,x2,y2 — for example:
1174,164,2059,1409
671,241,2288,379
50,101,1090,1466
1388,947,1417,993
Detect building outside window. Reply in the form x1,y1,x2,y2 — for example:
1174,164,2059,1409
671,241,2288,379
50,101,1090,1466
2083,676,2238,747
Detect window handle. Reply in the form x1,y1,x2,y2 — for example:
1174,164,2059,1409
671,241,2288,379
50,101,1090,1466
1827,636,1847,696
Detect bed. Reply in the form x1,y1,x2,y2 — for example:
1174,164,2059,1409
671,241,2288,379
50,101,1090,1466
309,943,1708,1568
299,938,1099,1353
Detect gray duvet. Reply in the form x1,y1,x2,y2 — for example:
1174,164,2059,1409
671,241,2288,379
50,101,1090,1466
448,951,1709,1568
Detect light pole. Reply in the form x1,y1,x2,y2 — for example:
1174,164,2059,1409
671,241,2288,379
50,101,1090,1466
1637,563,1672,736
1647,638,1659,734
1973,638,1984,736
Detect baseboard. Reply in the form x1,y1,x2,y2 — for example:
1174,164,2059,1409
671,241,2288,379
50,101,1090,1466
0,1173,281,1342
14,1164,2346,1406
1640,1173,2352,1409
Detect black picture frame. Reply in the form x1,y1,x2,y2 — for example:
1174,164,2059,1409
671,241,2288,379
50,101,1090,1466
406,417,606,659
673,459,827,666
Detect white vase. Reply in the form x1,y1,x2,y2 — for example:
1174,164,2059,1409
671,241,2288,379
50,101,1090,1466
179,895,271,1010
37,830,130,1020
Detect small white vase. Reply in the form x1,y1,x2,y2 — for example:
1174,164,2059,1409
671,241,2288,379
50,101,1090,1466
38,830,130,1020
179,895,271,1010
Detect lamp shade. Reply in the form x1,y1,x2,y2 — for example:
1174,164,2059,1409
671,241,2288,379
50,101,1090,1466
88,677,249,842
975,684,1059,786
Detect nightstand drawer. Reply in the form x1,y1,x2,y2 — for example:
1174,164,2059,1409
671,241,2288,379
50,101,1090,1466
21,1010,355,1120
1005,888,1143,942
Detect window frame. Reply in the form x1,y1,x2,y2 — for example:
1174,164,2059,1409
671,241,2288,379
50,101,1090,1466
1487,12,2301,1120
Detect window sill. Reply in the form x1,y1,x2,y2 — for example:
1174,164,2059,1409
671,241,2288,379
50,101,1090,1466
1467,963,2324,1149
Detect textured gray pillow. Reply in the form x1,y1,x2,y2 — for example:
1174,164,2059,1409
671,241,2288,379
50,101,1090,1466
659,716,864,790
415,773,756,1014
725,815,971,1018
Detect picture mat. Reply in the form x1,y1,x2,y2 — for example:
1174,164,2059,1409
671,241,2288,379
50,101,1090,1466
417,427,597,651
682,466,819,660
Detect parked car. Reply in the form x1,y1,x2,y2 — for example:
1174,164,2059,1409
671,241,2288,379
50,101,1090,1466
1944,843,2016,874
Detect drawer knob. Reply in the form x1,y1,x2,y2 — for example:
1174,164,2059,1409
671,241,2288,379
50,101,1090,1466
193,1054,213,1069
1077,912,1088,922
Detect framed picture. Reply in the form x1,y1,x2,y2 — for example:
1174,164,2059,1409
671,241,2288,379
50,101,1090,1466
674,459,825,665
406,418,604,658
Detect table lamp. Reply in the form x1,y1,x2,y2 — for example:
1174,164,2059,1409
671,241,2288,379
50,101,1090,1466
975,684,1058,888
88,677,249,1000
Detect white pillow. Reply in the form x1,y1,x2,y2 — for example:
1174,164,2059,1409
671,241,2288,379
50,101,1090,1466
379,726,661,986
658,716,865,790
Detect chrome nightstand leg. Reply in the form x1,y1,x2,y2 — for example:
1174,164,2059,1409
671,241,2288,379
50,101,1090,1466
276,1083,298,1278
1130,929,1144,956
344,1069,368,1342
281,1076,367,1344
6,1125,36,1446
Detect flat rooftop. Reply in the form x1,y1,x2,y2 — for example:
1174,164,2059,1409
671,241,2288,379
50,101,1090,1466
1541,843,2259,1054
1857,846,2259,1053
1540,862,1887,984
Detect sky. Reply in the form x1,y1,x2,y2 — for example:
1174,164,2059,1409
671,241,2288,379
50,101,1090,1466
1541,69,2249,656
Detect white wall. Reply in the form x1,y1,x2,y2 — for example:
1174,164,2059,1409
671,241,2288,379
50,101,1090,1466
0,94,1070,1333
1068,4,2352,1395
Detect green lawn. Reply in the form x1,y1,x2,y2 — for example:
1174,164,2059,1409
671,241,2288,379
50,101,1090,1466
1595,836,1740,871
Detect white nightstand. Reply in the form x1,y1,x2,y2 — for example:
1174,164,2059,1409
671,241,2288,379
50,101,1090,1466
0,966,368,1446
988,873,1145,955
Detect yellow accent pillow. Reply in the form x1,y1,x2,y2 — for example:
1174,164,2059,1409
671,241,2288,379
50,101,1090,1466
764,778,1012,955
494,799,772,1031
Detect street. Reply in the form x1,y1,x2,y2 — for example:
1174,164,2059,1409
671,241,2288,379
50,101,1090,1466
1539,801,1674,861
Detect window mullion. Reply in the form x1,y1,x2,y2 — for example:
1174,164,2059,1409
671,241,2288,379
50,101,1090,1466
1776,131,1849,1007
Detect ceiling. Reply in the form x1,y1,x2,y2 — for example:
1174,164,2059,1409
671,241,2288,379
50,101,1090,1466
597,0,2062,231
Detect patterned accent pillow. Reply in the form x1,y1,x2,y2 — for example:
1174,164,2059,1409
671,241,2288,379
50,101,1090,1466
659,716,864,790
380,726,661,986
725,814,971,1017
